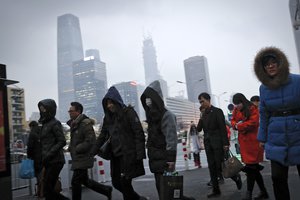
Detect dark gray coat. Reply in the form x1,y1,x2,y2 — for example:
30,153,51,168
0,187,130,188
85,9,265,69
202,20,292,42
68,114,96,170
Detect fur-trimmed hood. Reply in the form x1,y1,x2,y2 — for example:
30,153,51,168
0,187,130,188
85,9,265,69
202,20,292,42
254,46,290,89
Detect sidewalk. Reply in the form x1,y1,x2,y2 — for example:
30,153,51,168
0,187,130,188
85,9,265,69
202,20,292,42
15,160,299,200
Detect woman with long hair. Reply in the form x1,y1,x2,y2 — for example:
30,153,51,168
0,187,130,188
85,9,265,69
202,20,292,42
231,93,268,200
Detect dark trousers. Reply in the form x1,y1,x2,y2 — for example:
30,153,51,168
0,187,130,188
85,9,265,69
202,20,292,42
271,160,290,200
71,169,110,200
154,173,163,198
44,163,69,200
244,164,267,193
205,144,223,190
111,156,140,200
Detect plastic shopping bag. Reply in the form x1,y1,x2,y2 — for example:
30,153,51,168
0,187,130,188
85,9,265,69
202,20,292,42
159,171,183,200
19,159,35,179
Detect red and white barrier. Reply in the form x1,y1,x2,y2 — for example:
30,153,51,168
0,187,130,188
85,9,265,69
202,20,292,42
98,159,106,183
181,138,189,170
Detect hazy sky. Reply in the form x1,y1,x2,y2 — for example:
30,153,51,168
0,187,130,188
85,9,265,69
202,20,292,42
0,0,298,120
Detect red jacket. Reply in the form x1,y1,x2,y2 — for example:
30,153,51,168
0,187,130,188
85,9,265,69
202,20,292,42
231,105,263,164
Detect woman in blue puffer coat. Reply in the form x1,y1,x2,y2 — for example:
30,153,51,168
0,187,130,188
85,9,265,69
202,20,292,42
254,46,300,200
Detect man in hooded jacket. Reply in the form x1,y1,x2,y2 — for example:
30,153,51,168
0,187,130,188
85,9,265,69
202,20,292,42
94,86,147,200
67,102,112,200
141,80,195,200
38,99,69,200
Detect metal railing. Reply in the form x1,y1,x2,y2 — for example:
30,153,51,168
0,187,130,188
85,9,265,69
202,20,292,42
10,150,34,199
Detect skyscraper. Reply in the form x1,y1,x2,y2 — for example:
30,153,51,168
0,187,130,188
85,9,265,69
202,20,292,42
289,0,300,70
142,36,168,98
57,14,84,121
113,81,140,117
73,50,107,124
143,37,160,85
184,56,212,103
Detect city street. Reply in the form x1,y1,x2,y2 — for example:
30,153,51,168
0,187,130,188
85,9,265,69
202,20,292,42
13,141,300,200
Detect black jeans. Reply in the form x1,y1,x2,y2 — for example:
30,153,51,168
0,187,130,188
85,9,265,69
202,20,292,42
111,156,140,200
44,163,69,200
271,160,290,200
71,169,110,200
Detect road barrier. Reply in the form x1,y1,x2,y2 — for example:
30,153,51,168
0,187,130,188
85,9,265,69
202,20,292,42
97,159,106,183
11,151,33,198
181,138,189,170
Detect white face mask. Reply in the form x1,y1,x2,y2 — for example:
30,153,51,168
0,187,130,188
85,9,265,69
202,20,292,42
146,98,152,107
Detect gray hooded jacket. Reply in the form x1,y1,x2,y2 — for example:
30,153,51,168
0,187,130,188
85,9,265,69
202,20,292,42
141,80,177,173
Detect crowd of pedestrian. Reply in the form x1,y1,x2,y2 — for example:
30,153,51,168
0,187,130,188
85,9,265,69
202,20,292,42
25,46,300,200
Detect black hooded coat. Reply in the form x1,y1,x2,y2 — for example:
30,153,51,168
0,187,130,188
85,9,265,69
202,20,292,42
95,87,146,179
38,99,66,166
140,80,177,173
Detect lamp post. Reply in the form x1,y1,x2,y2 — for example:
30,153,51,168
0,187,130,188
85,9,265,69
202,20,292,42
211,92,227,109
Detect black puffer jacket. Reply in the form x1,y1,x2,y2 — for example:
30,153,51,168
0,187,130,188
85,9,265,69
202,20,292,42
38,99,66,166
67,114,96,170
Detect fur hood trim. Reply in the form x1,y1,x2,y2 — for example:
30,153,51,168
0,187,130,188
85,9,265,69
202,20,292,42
254,46,290,89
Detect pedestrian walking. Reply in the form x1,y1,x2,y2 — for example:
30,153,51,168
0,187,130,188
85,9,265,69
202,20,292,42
38,99,69,200
141,80,195,200
254,46,300,200
94,86,147,200
250,95,260,108
67,102,112,200
27,120,43,194
197,92,242,198
189,121,202,168
231,93,268,200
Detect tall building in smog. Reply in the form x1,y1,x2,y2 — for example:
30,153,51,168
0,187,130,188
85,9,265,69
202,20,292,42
57,14,84,121
183,56,212,103
113,81,140,118
73,49,107,124
142,36,168,98
289,0,300,71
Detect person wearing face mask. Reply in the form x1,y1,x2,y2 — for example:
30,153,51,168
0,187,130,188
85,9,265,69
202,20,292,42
94,86,147,200
38,99,69,200
254,47,300,200
231,93,268,200
140,80,195,200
